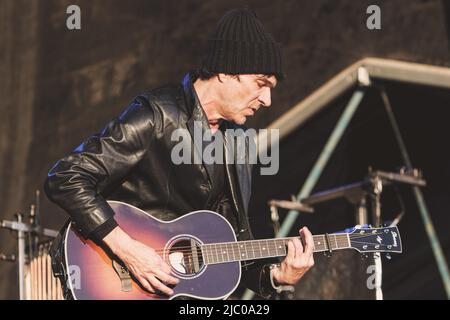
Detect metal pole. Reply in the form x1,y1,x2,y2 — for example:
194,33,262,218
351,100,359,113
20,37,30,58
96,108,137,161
278,89,365,237
356,198,368,226
370,177,384,300
17,213,26,300
379,86,450,299
242,89,365,300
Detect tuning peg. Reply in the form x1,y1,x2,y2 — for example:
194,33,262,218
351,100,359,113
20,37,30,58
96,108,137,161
385,253,391,260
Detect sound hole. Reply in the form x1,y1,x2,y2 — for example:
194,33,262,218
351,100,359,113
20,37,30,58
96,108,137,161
167,238,204,276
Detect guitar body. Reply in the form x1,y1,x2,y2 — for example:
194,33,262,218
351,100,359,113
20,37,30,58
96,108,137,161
64,201,241,300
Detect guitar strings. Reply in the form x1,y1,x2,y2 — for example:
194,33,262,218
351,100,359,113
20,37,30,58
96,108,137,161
150,238,388,255
147,240,393,270
152,239,373,256
150,242,392,271
158,242,386,268
149,232,391,254
151,239,388,256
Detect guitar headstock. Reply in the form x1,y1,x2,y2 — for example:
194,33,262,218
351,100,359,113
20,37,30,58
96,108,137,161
348,225,402,253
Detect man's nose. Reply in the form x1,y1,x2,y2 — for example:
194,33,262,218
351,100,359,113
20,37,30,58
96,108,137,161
258,87,272,108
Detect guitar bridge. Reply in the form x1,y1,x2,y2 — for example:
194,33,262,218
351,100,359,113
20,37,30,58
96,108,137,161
112,260,132,292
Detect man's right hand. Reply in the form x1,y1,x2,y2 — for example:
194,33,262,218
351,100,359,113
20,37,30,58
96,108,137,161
103,226,179,296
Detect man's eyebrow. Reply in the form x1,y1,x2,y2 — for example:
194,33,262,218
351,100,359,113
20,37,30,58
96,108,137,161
257,76,277,88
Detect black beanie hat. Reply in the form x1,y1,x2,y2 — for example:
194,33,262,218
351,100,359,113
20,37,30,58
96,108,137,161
201,8,285,80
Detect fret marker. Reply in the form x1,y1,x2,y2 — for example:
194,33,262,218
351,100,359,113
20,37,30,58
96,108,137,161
263,247,265,250
223,251,226,254
318,242,321,245
242,254,245,257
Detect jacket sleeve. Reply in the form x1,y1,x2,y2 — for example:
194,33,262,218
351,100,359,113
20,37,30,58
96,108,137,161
240,250,281,299
44,95,156,239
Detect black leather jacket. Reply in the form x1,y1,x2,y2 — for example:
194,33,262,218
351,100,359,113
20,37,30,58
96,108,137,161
44,72,277,299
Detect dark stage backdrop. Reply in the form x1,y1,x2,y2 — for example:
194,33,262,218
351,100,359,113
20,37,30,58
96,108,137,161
0,0,449,299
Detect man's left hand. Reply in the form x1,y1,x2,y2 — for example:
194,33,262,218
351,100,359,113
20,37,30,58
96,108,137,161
271,227,315,285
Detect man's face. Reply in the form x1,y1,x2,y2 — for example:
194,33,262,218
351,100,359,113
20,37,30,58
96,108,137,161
217,74,277,125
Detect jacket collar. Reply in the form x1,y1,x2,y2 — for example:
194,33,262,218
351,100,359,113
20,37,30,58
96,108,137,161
182,72,216,186
182,71,204,121
181,72,250,219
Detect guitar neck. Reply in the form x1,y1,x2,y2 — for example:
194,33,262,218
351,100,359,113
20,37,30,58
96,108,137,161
201,233,350,265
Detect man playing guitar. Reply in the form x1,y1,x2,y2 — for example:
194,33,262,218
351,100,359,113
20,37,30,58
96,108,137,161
45,8,314,299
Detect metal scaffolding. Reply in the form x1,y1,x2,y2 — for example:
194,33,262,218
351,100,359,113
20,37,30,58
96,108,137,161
243,58,450,300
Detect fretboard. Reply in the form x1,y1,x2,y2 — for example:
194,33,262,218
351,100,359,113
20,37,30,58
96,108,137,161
201,234,350,265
